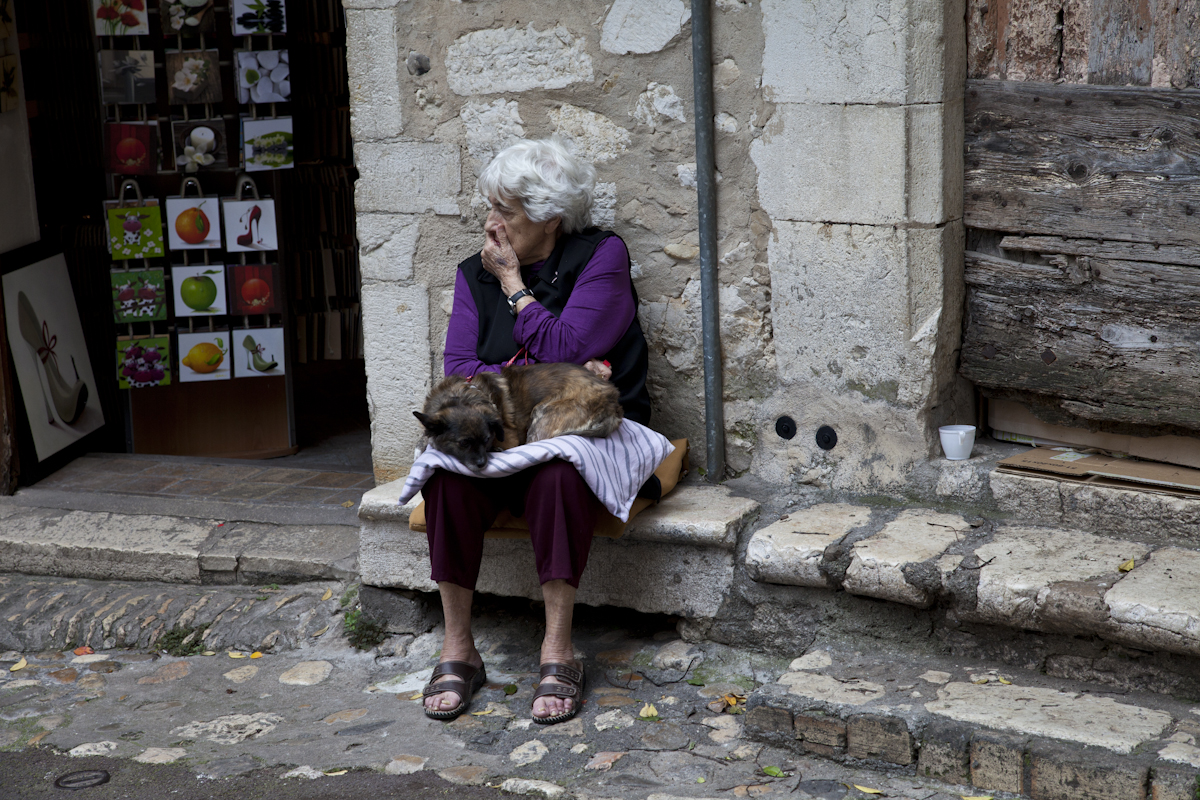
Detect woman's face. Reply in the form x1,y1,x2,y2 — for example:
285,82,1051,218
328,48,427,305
485,196,560,265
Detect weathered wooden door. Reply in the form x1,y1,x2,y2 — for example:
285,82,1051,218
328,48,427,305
960,1,1200,451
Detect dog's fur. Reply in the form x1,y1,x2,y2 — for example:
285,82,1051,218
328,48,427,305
414,362,623,469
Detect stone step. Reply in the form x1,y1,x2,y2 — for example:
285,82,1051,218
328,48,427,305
0,497,358,586
743,638,1200,800
356,478,760,619
744,498,1200,662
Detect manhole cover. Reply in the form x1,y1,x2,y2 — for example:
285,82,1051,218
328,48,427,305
54,770,111,790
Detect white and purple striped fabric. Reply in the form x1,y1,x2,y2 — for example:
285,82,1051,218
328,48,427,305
397,420,674,522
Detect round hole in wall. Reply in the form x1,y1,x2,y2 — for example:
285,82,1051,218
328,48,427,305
775,416,797,440
815,425,838,451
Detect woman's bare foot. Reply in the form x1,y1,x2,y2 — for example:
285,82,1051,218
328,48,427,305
424,647,484,714
532,656,582,720
426,581,481,715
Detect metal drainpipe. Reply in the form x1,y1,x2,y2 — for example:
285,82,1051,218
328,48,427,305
690,0,726,482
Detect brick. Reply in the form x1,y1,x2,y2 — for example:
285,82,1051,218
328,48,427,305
744,704,794,736
1030,751,1149,800
919,718,971,783
795,711,847,757
1151,767,1200,800
847,714,915,766
970,733,1027,796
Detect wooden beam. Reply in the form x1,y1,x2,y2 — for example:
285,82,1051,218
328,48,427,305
965,80,1200,248
998,235,1200,268
961,250,1200,431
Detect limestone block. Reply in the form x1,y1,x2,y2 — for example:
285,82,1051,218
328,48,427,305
971,526,1151,631
842,509,970,607
592,182,616,228
1029,751,1150,800
752,103,906,224
360,522,735,618
361,283,430,483
770,221,948,410
547,104,630,163
354,142,459,215
989,471,1063,525
908,100,964,226
761,0,958,105
1105,548,1200,657
601,0,690,55
745,502,871,586
0,507,211,583
344,8,403,141
925,682,1172,755
460,99,524,167
634,83,686,131
342,0,403,7
622,484,758,550
357,214,419,282
446,25,593,96
778,671,885,706
1062,484,1200,547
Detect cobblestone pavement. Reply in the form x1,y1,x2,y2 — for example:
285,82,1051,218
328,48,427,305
0,578,981,800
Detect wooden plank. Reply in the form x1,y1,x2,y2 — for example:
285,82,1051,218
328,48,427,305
1152,0,1200,89
130,377,291,457
961,250,1200,431
998,235,1200,268
965,80,1200,248
1088,0,1153,85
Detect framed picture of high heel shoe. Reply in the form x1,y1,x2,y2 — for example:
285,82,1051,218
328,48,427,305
2,254,106,461
171,264,227,317
177,330,231,382
116,336,171,389
222,198,277,252
231,327,284,378
228,263,280,314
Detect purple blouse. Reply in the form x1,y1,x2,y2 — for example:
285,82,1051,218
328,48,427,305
444,235,636,377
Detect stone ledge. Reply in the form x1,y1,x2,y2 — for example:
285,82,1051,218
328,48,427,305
358,480,758,618
744,647,1198,800
745,502,1200,659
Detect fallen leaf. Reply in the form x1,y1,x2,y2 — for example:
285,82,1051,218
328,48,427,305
73,646,94,656
228,652,247,659
201,651,216,657
998,677,1012,685
503,684,518,696
852,786,883,795
707,699,727,713
324,769,347,776
28,730,50,745
312,626,329,637
321,589,333,602
639,703,659,719
686,678,705,686
1119,558,1135,573
10,658,27,672
341,501,355,508
250,652,263,659
763,765,785,778
409,692,423,701
697,777,706,783
973,678,989,685
962,796,994,800
471,709,494,716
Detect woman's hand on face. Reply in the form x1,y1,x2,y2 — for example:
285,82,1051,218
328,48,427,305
584,359,612,381
481,225,523,294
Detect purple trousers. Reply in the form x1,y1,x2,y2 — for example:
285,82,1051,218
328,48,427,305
424,460,601,590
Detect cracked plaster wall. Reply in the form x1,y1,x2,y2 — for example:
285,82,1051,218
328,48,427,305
347,0,969,492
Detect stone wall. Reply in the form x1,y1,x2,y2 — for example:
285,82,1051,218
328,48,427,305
346,0,970,493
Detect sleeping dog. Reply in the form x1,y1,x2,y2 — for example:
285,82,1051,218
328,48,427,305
414,362,623,469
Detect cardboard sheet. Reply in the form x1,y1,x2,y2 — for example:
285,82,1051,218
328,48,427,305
997,447,1200,498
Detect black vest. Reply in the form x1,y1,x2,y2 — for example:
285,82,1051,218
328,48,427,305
459,228,652,426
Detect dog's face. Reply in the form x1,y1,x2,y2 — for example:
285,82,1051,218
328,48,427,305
414,407,505,470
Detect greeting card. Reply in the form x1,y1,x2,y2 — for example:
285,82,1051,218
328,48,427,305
117,337,171,389
106,205,165,260
222,199,277,252
111,268,167,322
171,264,227,316
241,116,293,171
177,330,230,382
232,327,284,378
165,196,222,250
104,122,159,175
227,263,280,314
165,49,222,105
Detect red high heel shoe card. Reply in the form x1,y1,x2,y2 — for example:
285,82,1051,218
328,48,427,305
222,198,277,252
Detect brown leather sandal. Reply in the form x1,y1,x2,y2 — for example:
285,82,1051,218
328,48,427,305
531,661,585,725
422,660,487,721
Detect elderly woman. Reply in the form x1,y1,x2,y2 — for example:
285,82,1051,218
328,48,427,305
421,139,651,725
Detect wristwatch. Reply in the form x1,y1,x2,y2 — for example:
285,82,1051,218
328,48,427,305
507,288,534,316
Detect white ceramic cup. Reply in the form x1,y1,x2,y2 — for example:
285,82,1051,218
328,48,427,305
939,425,976,460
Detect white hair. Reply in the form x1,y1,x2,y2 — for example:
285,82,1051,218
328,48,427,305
477,139,597,235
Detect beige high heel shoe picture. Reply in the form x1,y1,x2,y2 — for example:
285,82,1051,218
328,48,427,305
17,291,88,426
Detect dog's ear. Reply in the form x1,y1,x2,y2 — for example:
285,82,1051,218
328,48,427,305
489,418,505,444
413,410,447,435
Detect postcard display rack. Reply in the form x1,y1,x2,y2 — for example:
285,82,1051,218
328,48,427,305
96,1,299,458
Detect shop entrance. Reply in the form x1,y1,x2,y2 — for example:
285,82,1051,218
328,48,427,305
0,0,369,491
